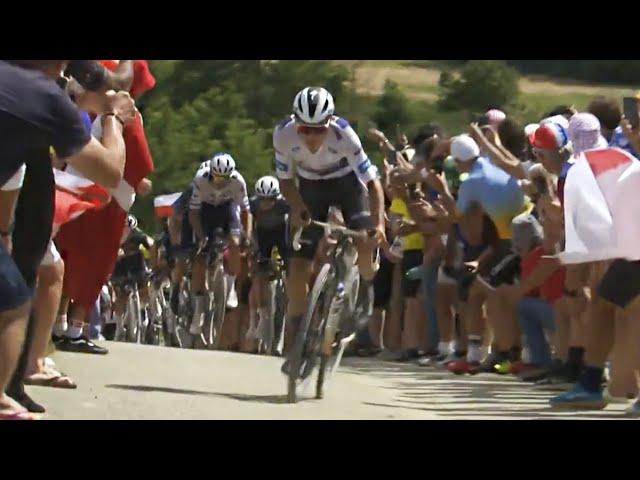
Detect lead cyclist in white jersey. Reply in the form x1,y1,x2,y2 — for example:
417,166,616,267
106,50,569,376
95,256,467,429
274,86,386,352
187,153,252,336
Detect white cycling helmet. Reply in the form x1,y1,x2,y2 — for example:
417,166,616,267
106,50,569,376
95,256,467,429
255,176,280,198
209,152,236,177
293,86,335,126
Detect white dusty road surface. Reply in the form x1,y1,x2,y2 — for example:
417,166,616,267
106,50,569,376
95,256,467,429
30,342,635,420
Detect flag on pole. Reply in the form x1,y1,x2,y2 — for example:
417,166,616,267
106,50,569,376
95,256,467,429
154,192,181,218
560,147,640,264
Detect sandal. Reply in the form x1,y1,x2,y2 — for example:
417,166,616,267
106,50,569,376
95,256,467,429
0,410,39,420
24,369,77,389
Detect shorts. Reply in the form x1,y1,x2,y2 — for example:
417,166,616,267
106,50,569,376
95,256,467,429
255,225,290,264
0,241,31,312
373,252,394,308
480,239,515,282
401,249,424,298
41,240,62,267
294,172,373,260
199,201,241,239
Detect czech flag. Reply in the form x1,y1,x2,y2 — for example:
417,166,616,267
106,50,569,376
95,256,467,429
154,192,181,218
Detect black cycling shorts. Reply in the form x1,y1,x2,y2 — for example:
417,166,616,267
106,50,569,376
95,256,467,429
255,225,290,264
294,172,373,260
200,201,241,239
179,213,195,255
112,251,147,283
401,249,424,298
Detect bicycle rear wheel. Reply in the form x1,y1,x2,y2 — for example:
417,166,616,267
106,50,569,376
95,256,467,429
287,263,332,404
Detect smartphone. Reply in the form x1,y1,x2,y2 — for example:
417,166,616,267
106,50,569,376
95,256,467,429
623,97,639,129
597,259,640,308
385,150,398,166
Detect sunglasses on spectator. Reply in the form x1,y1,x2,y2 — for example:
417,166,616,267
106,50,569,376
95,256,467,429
297,125,329,136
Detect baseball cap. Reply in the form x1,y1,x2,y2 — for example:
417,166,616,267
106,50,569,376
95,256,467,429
540,114,570,130
451,135,480,162
528,123,569,150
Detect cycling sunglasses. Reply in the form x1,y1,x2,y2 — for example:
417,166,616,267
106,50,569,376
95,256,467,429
297,125,329,136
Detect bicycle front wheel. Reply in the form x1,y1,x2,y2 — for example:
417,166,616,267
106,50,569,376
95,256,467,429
287,263,332,404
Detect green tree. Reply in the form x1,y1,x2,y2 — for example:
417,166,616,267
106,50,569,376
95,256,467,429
438,60,520,112
372,80,413,134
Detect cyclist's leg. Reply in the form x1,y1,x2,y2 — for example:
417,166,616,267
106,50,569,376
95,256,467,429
190,207,211,334
337,173,377,315
284,177,329,353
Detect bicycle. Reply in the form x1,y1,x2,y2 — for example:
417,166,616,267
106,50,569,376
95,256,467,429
286,220,376,403
148,271,175,346
186,229,229,350
111,251,149,344
253,246,287,356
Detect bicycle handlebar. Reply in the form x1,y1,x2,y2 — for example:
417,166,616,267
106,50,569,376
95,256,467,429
292,220,376,252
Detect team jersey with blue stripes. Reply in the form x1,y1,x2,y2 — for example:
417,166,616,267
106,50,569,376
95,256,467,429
272,114,378,184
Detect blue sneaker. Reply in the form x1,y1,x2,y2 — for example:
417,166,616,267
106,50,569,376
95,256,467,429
549,383,608,410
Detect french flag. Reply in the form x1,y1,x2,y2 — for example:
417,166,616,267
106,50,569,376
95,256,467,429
154,192,181,218
560,147,640,264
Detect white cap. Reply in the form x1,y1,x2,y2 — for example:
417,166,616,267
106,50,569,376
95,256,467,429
540,114,570,130
451,135,480,162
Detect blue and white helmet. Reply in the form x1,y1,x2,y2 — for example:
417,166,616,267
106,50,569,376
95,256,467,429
209,152,236,177
255,176,280,198
293,86,335,126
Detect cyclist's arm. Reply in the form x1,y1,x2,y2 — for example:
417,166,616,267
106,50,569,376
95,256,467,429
189,179,205,241
274,131,309,217
341,122,384,230
168,210,182,246
234,176,252,239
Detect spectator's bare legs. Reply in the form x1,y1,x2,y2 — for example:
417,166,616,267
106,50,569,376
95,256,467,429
52,294,70,337
0,301,31,414
609,311,638,398
436,283,456,350
584,264,615,368
368,308,384,350
24,260,74,387
464,280,487,362
382,262,403,352
401,295,422,352
552,297,571,362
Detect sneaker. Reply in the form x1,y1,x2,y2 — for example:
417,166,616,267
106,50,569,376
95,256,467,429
494,360,513,375
226,282,239,309
437,352,463,368
395,349,421,362
625,399,640,417
535,368,579,391
56,336,108,355
51,334,65,346
448,358,481,375
376,349,402,362
549,383,607,410
470,352,501,375
418,353,447,367
518,365,553,382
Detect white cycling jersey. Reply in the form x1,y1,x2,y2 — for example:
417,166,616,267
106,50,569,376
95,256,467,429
189,161,250,211
273,115,378,184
